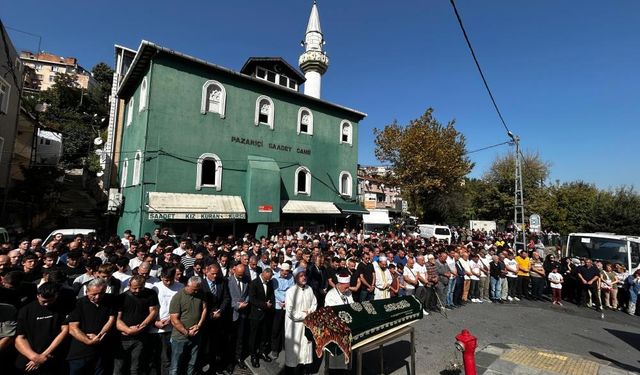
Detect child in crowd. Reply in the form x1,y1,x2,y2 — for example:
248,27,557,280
548,265,564,305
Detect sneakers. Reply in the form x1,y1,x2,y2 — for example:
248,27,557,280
513,297,521,301
558,302,563,306
507,296,513,302
423,309,430,315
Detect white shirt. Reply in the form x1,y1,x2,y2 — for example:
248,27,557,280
403,265,417,290
470,260,481,281
504,258,518,278
548,272,563,289
129,257,144,271
446,257,457,279
459,258,471,280
150,281,183,333
173,247,186,257
412,263,427,287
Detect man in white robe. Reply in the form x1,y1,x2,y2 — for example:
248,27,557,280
374,256,392,300
284,270,317,372
324,273,354,371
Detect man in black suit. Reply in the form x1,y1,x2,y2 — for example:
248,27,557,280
226,263,250,372
248,268,274,368
200,261,230,373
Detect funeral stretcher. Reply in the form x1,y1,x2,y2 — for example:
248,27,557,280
304,295,424,364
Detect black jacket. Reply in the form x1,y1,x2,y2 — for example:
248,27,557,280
248,276,274,320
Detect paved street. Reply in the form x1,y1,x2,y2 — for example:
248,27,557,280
257,300,640,375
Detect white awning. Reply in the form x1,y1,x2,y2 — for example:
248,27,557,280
281,200,341,214
147,192,246,220
362,210,390,225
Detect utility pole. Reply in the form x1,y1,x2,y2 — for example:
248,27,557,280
508,131,526,250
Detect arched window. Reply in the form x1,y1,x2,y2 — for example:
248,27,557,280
139,77,148,112
120,158,129,188
200,80,226,118
254,95,274,129
297,107,313,135
294,166,311,196
339,171,352,197
196,153,222,191
340,120,352,145
126,99,134,126
132,150,142,185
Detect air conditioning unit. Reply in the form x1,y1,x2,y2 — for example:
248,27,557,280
107,188,123,212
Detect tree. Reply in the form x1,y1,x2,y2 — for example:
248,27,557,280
374,108,473,222
477,151,551,224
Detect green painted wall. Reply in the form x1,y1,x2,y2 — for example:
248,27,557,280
117,53,362,236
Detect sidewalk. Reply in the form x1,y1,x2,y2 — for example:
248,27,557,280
476,344,636,375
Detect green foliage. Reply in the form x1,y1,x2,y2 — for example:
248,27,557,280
34,63,113,166
463,154,640,235
9,166,65,211
374,108,473,222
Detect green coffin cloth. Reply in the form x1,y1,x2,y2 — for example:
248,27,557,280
304,296,423,363
334,202,369,215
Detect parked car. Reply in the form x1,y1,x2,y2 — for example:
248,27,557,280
43,228,96,246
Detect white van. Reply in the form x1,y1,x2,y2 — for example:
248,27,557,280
418,224,452,244
43,228,96,246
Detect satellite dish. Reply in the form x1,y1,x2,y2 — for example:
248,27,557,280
96,171,104,177
93,137,103,146
94,149,103,156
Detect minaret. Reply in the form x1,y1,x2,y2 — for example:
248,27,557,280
299,1,329,99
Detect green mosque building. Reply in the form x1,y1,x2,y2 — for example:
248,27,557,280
112,3,367,238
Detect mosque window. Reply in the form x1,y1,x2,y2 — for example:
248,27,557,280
255,96,274,129
201,80,227,118
139,77,148,112
297,107,313,135
295,166,311,196
339,171,352,197
340,120,352,145
196,153,223,191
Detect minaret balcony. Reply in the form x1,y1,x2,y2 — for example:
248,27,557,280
299,51,329,73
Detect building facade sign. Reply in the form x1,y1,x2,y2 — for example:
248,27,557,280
230,136,311,155
149,212,246,220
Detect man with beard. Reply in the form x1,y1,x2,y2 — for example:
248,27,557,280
15,282,69,374
324,272,353,371
373,256,392,300
284,270,317,375
114,275,159,375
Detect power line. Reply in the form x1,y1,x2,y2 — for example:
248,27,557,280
466,141,511,155
449,0,511,136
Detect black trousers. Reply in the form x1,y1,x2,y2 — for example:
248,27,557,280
517,276,530,298
271,309,285,354
228,317,247,361
249,315,272,357
530,277,545,299
453,278,464,305
149,332,171,375
199,318,226,370
507,277,518,297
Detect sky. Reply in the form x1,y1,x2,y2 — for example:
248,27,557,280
2,1,639,189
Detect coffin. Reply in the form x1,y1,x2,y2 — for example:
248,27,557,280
303,296,423,363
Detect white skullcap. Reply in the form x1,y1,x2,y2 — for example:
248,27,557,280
280,263,291,271
337,274,351,284
378,256,388,262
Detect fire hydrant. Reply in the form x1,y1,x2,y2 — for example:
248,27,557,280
455,329,477,375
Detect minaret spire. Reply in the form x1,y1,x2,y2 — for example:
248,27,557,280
299,1,329,99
